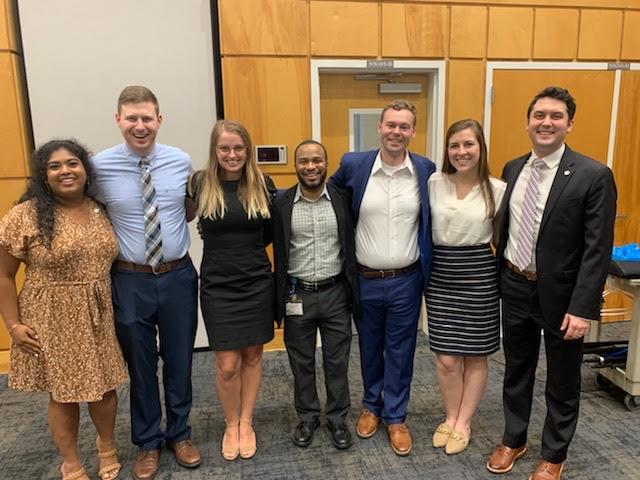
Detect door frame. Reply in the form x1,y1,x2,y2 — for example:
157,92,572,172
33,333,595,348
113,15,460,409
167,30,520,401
311,59,446,163
483,61,640,168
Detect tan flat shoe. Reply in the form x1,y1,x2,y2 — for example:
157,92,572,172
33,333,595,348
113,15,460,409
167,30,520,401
445,429,470,455
432,422,453,448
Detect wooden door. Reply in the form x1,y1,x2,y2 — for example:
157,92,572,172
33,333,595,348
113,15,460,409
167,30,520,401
488,69,615,177
612,71,640,246
319,72,430,176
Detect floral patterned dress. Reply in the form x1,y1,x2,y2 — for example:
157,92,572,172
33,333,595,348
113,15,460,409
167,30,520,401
0,199,127,403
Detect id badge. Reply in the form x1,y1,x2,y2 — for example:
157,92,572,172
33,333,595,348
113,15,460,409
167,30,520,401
285,299,304,317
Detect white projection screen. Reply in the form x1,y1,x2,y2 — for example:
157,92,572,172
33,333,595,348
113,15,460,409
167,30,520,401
18,0,219,348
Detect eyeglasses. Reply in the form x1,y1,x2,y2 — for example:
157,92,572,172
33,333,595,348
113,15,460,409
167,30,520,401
216,145,246,155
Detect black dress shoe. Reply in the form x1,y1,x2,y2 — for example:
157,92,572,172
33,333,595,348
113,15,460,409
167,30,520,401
327,422,353,450
293,419,320,447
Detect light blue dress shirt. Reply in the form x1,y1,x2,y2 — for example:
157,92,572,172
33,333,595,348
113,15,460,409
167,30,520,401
92,143,192,264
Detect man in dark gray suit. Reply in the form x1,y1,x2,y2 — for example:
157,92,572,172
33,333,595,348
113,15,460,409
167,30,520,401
273,140,359,450
487,87,617,480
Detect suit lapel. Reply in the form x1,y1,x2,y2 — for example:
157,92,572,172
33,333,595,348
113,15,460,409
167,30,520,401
539,148,577,234
328,184,346,250
281,187,296,264
410,152,429,226
498,155,528,253
354,151,377,217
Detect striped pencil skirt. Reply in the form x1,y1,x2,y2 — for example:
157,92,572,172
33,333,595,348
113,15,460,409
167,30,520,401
426,244,500,356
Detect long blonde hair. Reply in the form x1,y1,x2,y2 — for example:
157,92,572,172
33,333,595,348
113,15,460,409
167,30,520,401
192,119,271,220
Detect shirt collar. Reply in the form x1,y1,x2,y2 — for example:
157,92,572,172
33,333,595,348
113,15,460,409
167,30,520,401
122,142,158,163
529,143,565,170
371,150,414,176
293,183,331,203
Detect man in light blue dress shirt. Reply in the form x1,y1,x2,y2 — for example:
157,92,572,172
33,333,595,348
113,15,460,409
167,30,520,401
92,86,200,480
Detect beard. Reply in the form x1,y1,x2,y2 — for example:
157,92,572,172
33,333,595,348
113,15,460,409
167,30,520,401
297,170,327,191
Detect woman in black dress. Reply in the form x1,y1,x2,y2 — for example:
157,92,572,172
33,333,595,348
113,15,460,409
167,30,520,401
190,120,275,461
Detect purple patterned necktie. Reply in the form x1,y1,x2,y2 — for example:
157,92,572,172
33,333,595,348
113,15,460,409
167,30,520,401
513,158,545,271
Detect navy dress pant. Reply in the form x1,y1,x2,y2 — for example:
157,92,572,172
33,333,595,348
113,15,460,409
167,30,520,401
357,268,423,424
111,260,198,451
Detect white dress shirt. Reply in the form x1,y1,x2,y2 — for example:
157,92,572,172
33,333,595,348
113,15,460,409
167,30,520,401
504,144,565,272
356,151,421,269
429,173,506,246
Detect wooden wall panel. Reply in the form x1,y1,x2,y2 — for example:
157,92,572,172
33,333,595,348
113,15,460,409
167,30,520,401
310,1,378,56
219,0,309,55
221,57,310,185
0,0,17,51
621,11,640,60
578,10,623,60
446,60,485,131
612,71,640,246
0,52,29,177
449,6,487,59
381,3,448,58
487,7,533,59
533,9,579,60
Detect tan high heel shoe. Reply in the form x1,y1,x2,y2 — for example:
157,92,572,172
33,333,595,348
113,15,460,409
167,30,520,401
222,418,240,461
239,419,257,459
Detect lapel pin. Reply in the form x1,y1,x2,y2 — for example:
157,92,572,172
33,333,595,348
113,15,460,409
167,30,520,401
563,170,571,176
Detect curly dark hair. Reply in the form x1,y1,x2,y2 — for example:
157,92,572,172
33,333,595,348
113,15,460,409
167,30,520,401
18,139,94,248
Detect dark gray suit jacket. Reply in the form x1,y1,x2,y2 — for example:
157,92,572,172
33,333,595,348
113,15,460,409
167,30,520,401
496,145,617,327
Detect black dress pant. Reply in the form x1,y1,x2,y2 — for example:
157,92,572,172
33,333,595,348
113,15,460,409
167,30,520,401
284,280,352,426
500,267,584,463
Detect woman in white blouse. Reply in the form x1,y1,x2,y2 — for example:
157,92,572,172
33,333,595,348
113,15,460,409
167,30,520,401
426,119,506,455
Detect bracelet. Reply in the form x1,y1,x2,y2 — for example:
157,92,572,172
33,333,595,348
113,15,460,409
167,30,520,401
9,323,22,332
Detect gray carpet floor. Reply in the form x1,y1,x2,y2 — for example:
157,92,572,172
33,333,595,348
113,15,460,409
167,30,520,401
1,328,639,479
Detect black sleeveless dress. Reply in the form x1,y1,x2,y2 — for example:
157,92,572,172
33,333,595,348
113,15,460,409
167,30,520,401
198,179,275,350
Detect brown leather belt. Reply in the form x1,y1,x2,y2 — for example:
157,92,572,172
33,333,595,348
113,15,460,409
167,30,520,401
113,255,189,275
505,259,537,282
357,260,420,280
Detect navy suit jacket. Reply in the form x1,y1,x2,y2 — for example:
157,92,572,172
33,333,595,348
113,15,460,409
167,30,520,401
329,149,436,287
495,145,617,328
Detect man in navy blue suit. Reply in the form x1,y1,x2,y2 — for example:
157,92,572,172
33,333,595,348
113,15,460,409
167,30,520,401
330,99,435,455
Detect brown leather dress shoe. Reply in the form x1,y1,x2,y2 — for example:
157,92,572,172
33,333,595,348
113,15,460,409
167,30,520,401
356,409,379,438
528,460,564,480
168,439,201,468
133,450,159,480
388,423,412,456
486,444,527,473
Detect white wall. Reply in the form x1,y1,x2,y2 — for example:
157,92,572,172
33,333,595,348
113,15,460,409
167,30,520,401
18,0,218,348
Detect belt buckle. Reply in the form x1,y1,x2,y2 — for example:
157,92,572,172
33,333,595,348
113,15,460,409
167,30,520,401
151,264,163,275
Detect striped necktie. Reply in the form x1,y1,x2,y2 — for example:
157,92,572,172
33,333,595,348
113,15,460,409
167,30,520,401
513,158,545,271
140,156,164,269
